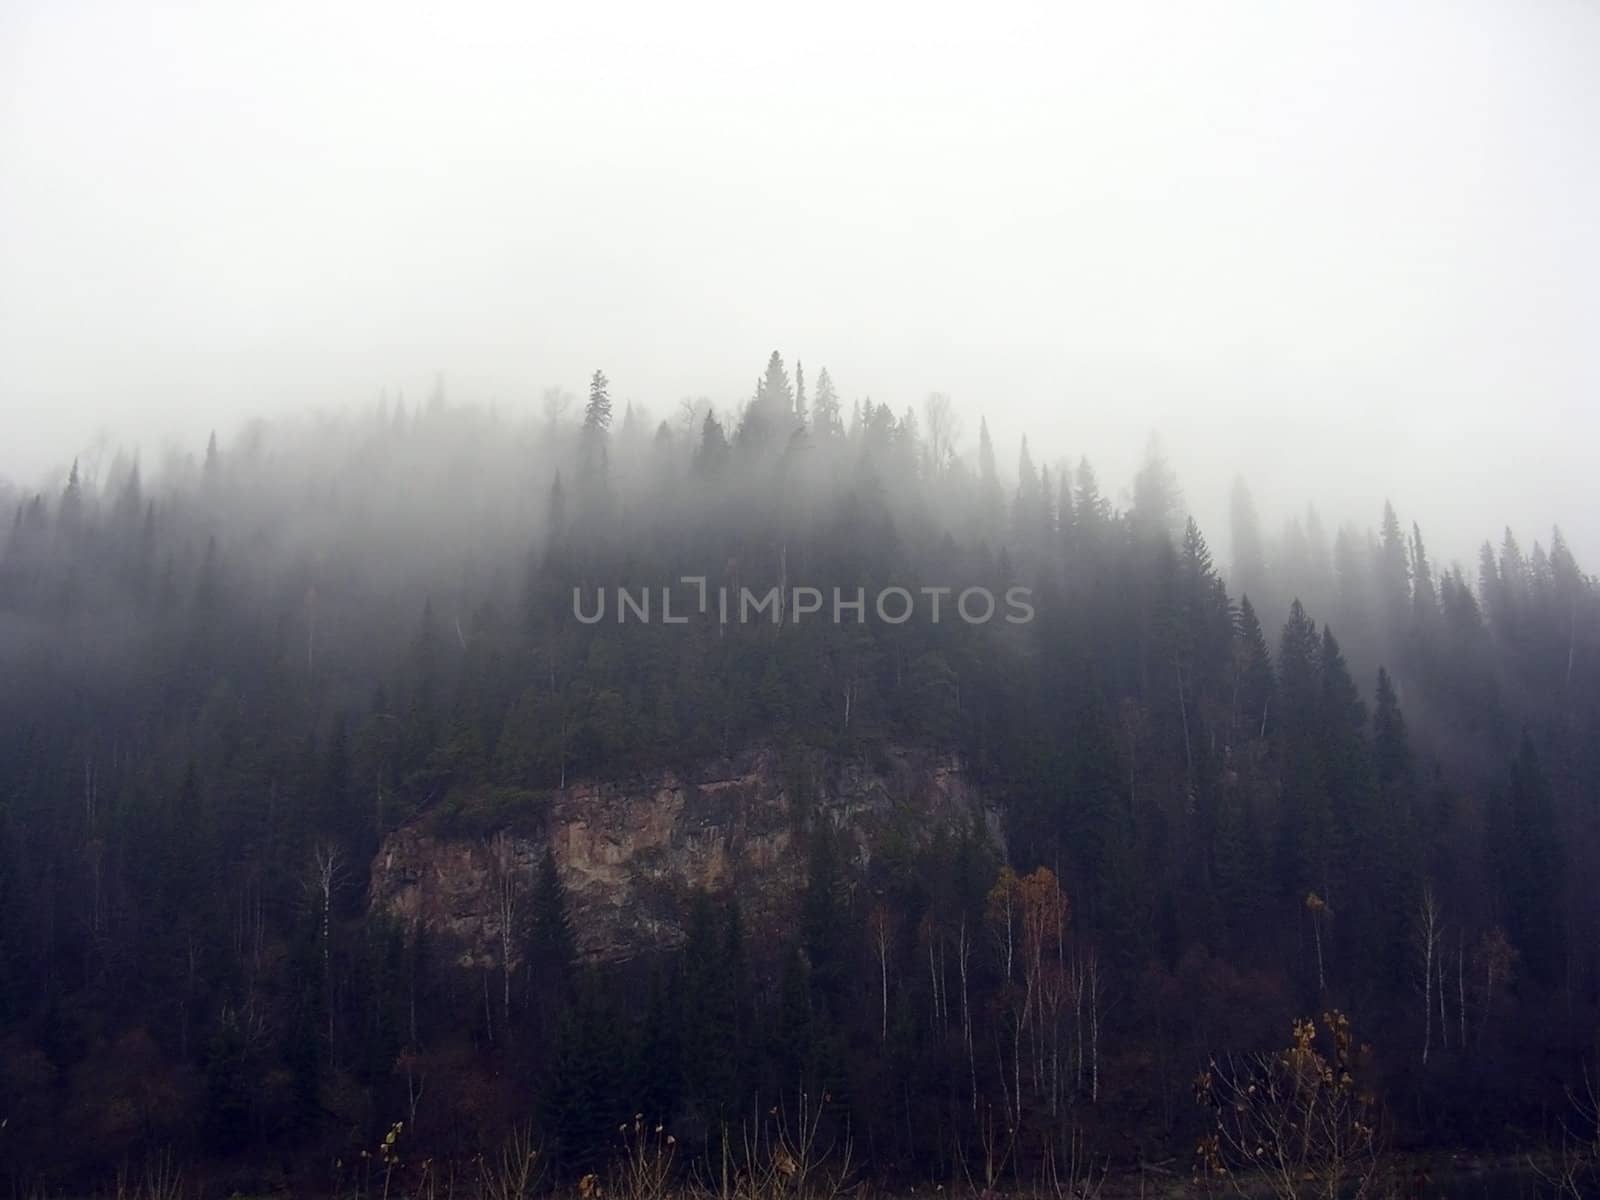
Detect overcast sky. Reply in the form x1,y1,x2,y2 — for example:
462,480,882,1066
2,0,1596,568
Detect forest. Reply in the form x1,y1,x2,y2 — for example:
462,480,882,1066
1,352,1598,1198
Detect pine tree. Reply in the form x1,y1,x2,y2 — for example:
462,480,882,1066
1230,476,1267,602
757,350,793,415
1056,468,1075,554
1478,541,1507,635
1376,502,1411,636
57,459,84,540
800,820,850,1018
772,943,815,1088
694,410,731,476
202,1009,254,1152
1318,628,1369,852
1499,528,1529,612
1440,565,1486,639
1303,506,1333,602
1097,800,1151,972
633,963,682,1124
528,845,577,1023
1315,628,1379,976
542,982,625,1175
1410,523,1438,631
1014,437,1042,544
678,892,740,1118
1548,527,1585,686
580,369,613,483
1213,787,1269,952
1489,734,1564,988
202,432,220,488
1277,601,1320,724
1368,666,1417,979
1373,668,1412,801
740,352,796,452
812,368,842,439
1074,458,1111,538
1274,601,1326,898
1333,526,1371,617
1129,435,1181,543
545,472,569,563
977,418,1003,541
1233,595,1275,743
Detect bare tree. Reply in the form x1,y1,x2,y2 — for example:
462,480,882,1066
1018,867,1069,1113
308,843,343,1063
1085,949,1104,1104
1472,925,1517,1049
868,903,892,1042
987,867,1024,1123
923,392,962,475
1533,1070,1600,1199
488,831,525,1028
1196,1011,1383,1200
1305,892,1331,993
1412,884,1443,1064
957,912,977,1115
541,386,575,431
676,395,711,435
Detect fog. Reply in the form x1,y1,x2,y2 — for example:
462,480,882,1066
2,0,1597,567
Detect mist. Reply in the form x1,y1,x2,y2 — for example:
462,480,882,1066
3,0,1597,569
10,5,1600,1188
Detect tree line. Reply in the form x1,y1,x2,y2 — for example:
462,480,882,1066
0,353,1597,1192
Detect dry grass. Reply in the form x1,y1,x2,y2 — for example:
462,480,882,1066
695,1090,854,1200
23,1094,1119,1200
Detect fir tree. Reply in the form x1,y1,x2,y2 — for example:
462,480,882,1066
977,418,1003,540
1489,734,1565,988
811,367,842,439
1129,435,1181,543
579,369,613,486
1230,475,1267,602
1234,595,1275,742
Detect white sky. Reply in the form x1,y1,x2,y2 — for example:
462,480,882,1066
2,0,1596,567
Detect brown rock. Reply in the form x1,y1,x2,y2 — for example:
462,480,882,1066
367,745,998,967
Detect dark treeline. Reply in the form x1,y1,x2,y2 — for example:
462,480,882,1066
1,354,1597,1192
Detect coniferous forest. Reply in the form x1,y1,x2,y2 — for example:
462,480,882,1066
1,357,1598,1196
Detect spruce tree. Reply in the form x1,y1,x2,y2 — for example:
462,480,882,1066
1129,435,1181,543
1229,475,1267,602
977,418,1003,540
1490,734,1565,988
528,845,577,1014
678,892,739,1118
812,367,842,439
1373,668,1412,801
1074,457,1111,537
1233,595,1275,743
579,369,613,492
1410,522,1438,632
1274,601,1324,897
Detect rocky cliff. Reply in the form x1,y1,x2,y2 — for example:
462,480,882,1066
368,745,999,966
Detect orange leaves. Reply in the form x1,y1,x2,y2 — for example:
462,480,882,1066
986,865,1071,959
985,865,1020,925
1018,867,1070,958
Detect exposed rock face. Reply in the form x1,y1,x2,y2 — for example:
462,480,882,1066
368,746,999,967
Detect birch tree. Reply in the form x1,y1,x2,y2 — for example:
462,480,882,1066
1413,884,1443,1064
489,831,525,1029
